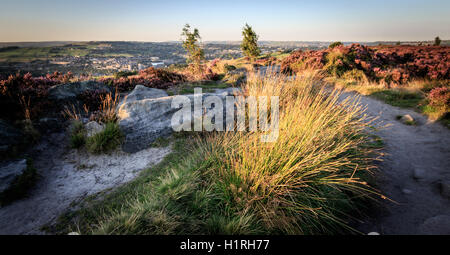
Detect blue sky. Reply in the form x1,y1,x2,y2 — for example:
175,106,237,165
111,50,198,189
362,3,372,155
0,0,449,42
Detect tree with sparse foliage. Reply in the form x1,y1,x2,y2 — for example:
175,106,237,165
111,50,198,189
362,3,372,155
181,24,205,71
241,23,261,59
434,36,441,46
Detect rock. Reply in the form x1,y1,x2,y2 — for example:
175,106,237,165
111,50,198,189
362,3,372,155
117,85,168,108
402,188,413,194
0,119,23,157
399,114,415,125
419,215,450,235
48,80,112,101
85,121,105,137
0,159,27,193
118,86,235,153
367,232,380,235
413,168,426,180
438,181,450,199
67,232,80,235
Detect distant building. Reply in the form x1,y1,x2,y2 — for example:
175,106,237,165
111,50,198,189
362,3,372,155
151,62,165,68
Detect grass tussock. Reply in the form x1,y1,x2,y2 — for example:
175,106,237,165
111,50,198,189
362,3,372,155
86,122,123,154
52,71,380,235
195,70,379,234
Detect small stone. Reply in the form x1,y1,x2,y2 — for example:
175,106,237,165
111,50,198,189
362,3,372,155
402,188,413,194
85,121,105,137
399,114,415,125
439,181,450,199
67,232,80,235
367,232,380,235
413,168,426,180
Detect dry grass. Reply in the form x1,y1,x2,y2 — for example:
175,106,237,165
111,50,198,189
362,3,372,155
197,70,380,234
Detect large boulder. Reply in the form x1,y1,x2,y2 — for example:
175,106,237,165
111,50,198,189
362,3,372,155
48,81,112,101
118,86,236,153
0,159,27,194
119,85,169,104
0,120,23,157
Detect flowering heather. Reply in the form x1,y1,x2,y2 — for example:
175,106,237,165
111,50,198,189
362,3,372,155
428,87,450,107
99,67,186,92
281,44,450,84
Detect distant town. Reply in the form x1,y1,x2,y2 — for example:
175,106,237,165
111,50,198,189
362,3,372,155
0,40,448,77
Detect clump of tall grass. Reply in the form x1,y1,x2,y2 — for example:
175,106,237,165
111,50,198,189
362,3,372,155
90,92,120,124
198,70,379,234
86,122,123,154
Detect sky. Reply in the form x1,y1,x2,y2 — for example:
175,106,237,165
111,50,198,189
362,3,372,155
0,0,449,42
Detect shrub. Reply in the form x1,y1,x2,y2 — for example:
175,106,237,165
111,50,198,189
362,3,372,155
281,44,450,83
329,41,343,49
99,67,185,92
86,122,123,154
428,87,450,107
342,69,369,83
114,71,138,79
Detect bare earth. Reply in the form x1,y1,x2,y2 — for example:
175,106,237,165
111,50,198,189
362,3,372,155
0,132,171,235
348,92,450,234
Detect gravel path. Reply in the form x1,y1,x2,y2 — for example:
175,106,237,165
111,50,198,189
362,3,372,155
348,92,450,234
0,132,171,235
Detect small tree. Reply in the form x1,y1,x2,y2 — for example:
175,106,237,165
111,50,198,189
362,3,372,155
329,41,343,49
241,23,261,60
181,24,205,73
434,36,441,46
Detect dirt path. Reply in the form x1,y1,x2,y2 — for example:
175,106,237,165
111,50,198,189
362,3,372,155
348,92,450,234
0,132,171,235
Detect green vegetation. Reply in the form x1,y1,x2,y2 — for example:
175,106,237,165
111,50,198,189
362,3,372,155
114,71,138,79
69,120,86,149
86,122,123,154
172,81,229,95
51,72,379,235
370,90,424,108
331,77,450,128
150,137,171,148
181,24,205,74
241,23,261,59
329,41,343,49
434,36,441,46
0,159,37,207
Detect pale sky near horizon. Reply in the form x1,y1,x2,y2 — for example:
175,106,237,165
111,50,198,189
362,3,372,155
0,0,449,42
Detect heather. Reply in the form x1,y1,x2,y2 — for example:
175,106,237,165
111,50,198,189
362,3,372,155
99,67,186,92
281,44,449,84
0,72,71,120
